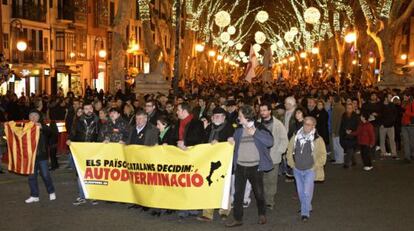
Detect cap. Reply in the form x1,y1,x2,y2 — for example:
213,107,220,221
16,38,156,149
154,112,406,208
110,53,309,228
212,107,227,115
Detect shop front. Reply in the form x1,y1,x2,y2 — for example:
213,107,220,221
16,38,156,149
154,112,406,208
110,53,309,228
53,67,82,96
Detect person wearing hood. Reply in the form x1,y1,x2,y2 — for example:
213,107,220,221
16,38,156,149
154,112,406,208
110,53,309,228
25,110,56,204
286,116,327,222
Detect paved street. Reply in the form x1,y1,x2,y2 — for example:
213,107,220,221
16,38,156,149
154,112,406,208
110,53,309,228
0,156,413,231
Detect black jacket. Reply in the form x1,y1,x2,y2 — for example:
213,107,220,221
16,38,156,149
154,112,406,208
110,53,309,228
36,123,52,161
69,114,99,142
127,123,159,146
380,103,397,128
362,101,382,126
175,118,207,146
100,117,130,143
158,126,177,145
315,108,329,145
193,106,208,120
205,121,234,142
339,112,359,149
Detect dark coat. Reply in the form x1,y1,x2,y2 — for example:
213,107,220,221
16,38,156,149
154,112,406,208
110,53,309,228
158,126,177,145
361,101,382,126
100,117,130,143
380,103,397,128
36,123,52,161
174,118,207,146
127,123,159,146
315,108,329,145
192,106,208,120
339,112,359,150
148,110,164,126
205,121,234,142
69,114,99,142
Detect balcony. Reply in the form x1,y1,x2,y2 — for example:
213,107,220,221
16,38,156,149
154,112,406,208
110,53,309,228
12,4,47,22
11,50,48,64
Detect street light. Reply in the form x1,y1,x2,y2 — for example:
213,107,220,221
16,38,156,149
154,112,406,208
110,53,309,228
345,32,357,43
401,54,408,60
195,43,205,52
16,41,27,52
289,56,295,62
95,36,106,59
300,52,307,59
368,57,375,64
311,47,319,55
217,55,223,61
208,50,216,57
352,60,357,65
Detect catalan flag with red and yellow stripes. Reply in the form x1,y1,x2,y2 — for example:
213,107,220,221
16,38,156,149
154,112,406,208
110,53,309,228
5,121,40,175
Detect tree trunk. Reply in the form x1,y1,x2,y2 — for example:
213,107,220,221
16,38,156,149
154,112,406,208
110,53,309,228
334,34,345,73
0,4,3,54
110,1,131,93
172,0,181,96
142,20,160,73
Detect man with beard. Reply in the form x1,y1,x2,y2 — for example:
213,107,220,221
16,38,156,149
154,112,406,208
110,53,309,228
66,102,99,206
197,107,234,222
258,102,288,210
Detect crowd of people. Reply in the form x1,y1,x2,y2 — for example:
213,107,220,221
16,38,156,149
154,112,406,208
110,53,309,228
1,78,414,227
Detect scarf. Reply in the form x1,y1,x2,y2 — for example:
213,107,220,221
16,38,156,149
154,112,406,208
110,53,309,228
293,127,316,155
179,114,193,140
159,126,170,141
208,121,227,142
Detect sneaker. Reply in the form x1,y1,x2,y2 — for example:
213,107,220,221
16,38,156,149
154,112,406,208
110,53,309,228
25,197,40,203
91,200,99,205
49,193,56,201
375,146,381,151
363,166,373,171
301,216,309,222
243,201,250,208
196,216,213,222
73,198,87,206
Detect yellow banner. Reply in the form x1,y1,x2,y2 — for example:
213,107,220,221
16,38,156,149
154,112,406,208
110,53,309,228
70,142,233,210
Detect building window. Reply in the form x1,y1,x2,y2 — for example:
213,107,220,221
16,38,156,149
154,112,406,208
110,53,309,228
3,0,8,5
49,0,52,8
3,34,8,49
110,1,114,26
55,32,65,61
66,33,75,60
76,30,87,60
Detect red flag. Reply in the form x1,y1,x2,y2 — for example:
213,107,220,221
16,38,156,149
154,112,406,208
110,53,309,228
5,121,40,175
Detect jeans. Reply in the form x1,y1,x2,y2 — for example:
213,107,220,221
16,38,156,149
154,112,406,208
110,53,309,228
401,126,414,160
293,168,315,217
28,159,55,197
333,136,344,164
360,145,373,167
233,165,266,221
263,163,279,207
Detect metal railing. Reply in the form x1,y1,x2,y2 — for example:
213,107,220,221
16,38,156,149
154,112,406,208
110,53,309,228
11,50,48,64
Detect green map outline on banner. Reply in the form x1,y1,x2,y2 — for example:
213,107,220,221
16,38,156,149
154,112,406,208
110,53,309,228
70,142,233,210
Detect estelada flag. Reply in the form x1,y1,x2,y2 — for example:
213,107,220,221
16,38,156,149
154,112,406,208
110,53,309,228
5,121,40,175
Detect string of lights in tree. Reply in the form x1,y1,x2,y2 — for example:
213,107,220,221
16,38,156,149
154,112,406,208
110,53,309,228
138,0,150,21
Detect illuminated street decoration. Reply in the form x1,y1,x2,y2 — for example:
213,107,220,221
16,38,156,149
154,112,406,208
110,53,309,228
304,7,321,24
254,31,266,44
220,32,231,43
214,11,231,27
227,26,236,35
256,10,269,23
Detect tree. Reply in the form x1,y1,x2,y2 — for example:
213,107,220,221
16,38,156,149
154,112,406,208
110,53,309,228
172,0,181,95
110,0,132,93
358,0,414,82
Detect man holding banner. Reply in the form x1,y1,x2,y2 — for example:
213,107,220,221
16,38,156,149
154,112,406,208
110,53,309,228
66,101,99,206
197,107,235,222
175,102,207,218
226,105,274,227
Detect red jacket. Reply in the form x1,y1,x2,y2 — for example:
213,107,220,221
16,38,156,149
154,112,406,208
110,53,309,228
351,122,375,146
401,101,414,126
